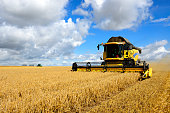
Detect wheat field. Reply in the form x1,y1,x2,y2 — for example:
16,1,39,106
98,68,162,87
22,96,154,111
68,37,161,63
0,64,169,112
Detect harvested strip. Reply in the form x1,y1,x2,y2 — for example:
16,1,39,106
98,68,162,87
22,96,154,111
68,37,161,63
89,72,170,113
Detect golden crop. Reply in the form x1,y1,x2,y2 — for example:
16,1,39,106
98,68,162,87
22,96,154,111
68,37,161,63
0,65,169,112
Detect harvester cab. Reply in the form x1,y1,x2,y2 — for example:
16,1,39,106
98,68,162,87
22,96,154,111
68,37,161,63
72,36,152,80
98,36,142,67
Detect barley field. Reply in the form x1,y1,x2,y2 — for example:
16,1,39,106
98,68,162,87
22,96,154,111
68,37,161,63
0,63,169,112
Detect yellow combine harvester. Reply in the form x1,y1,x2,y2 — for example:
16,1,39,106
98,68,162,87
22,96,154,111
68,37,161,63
72,36,152,80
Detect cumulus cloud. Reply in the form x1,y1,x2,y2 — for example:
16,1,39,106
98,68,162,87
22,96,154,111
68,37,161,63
82,0,153,30
0,0,68,26
73,52,102,61
0,0,92,66
140,40,170,61
72,8,89,16
53,52,103,66
0,18,91,65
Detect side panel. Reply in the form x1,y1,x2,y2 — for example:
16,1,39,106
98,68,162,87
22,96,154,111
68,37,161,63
124,49,139,62
149,68,152,77
132,49,139,62
103,51,106,60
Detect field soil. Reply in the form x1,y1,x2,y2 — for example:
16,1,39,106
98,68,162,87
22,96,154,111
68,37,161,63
0,62,169,112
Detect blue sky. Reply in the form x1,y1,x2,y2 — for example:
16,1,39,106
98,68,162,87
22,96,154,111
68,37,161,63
72,0,170,54
0,0,169,66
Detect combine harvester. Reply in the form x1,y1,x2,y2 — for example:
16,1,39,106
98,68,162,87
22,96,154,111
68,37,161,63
72,36,152,80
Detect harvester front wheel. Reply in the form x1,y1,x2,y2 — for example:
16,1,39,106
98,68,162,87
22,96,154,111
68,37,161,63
138,76,143,81
72,63,77,71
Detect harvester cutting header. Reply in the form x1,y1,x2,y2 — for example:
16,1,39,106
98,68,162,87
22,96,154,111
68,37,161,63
72,36,152,80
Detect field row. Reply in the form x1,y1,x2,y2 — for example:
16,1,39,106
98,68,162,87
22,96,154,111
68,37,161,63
90,71,170,112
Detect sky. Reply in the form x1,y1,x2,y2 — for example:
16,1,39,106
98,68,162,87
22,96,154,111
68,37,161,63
0,0,169,66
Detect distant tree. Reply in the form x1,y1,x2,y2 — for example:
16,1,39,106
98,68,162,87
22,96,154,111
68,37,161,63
37,64,42,67
22,64,27,66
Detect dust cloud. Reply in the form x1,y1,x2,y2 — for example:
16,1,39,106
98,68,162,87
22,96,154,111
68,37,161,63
150,55,170,72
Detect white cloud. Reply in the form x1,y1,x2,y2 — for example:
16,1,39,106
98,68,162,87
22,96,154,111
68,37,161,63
71,52,103,62
0,25,34,50
0,0,93,66
56,57,60,61
140,40,170,61
0,0,68,26
151,16,170,23
72,8,89,16
0,18,91,65
82,0,153,30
